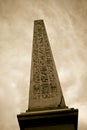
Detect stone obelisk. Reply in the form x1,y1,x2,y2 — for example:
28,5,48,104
17,20,78,130
28,20,66,111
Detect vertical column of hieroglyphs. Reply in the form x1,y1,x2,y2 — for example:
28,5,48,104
32,20,58,100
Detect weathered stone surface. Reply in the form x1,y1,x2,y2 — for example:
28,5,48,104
28,20,66,110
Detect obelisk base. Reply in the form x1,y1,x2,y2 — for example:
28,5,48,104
17,108,78,130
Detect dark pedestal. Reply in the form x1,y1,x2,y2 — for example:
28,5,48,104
17,108,78,130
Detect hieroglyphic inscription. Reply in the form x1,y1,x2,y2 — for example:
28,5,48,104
32,20,58,100
28,20,67,110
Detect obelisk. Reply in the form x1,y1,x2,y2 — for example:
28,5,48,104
28,20,66,111
17,20,78,130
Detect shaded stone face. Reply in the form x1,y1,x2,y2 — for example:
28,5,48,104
29,20,66,110
25,124,75,130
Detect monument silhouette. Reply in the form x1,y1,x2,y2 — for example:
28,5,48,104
17,20,78,130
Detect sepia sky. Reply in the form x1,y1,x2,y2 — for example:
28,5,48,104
0,0,87,130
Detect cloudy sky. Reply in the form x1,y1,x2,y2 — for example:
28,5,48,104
0,0,87,130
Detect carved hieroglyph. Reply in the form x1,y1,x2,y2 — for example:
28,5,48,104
28,20,66,110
